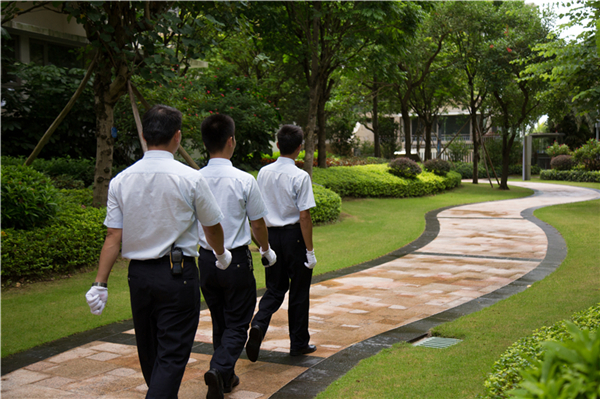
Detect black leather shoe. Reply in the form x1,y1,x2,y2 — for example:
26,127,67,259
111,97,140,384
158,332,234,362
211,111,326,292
290,344,317,356
204,368,224,399
246,325,263,362
223,374,240,394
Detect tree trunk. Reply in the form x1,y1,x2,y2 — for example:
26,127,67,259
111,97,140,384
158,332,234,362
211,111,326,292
303,83,319,178
400,102,412,156
424,119,433,161
317,85,327,168
471,107,480,184
372,82,380,158
499,131,511,190
92,95,116,207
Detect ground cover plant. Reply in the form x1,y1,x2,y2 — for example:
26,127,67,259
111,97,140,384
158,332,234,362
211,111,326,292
316,180,600,399
1,183,532,358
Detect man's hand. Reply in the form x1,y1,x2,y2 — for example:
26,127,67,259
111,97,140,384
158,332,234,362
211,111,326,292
214,249,232,270
304,249,317,269
260,246,277,267
86,286,108,315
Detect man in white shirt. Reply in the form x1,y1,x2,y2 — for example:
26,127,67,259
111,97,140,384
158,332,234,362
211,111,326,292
85,105,231,399
245,125,318,363
197,114,276,399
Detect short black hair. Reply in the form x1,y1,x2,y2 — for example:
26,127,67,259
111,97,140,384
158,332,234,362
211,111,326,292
142,105,182,147
201,114,235,154
277,125,303,155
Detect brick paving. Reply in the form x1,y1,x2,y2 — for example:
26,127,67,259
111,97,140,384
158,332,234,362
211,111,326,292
2,182,598,398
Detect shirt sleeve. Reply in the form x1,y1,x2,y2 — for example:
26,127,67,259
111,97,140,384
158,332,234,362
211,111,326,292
194,175,224,227
246,177,268,221
103,180,124,228
295,173,316,212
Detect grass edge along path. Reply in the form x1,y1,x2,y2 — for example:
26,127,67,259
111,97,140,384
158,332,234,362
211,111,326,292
1,183,533,359
317,181,600,399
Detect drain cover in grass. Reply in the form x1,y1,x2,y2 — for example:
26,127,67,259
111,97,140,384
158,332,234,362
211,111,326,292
412,337,462,349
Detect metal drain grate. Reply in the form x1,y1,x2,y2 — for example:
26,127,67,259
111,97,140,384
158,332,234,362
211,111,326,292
412,337,462,349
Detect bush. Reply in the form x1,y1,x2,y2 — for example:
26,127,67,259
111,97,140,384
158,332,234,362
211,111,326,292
572,138,600,171
1,156,95,187
1,189,106,282
540,169,600,183
550,154,576,171
447,140,471,162
451,162,541,179
388,157,422,179
423,158,451,176
312,164,461,198
1,165,59,230
509,323,600,399
311,185,342,224
545,141,571,158
482,303,600,399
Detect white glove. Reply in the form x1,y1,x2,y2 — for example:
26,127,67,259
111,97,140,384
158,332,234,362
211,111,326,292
260,246,277,267
214,249,232,270
86,286,108,316
304,249,317,269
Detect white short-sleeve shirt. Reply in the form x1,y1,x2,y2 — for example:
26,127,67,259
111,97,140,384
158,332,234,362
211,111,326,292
257,157,316,227
198,158,268,250
104,150,223,259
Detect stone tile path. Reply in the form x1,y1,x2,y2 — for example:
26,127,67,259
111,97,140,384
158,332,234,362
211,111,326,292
2,182,599,398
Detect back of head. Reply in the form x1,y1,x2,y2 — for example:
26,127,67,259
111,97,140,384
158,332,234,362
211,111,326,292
277,125,304,155
142,105,182,147
201,114,235,154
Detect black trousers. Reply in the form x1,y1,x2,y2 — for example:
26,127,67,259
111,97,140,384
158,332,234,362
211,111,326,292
128,256,200,399
252,225,313,351
198,246,256,385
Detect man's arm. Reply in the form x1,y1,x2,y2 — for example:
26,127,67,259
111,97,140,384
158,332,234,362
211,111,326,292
202,223,225,255
250,218,270,251
94,228,123,284
299,210,313,251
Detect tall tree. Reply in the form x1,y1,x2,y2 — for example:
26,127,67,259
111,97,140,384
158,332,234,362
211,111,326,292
484,2,551,189
246,1,420,176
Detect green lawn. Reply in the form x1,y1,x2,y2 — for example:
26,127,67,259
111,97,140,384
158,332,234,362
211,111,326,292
1,182,533,358
317,180,600,399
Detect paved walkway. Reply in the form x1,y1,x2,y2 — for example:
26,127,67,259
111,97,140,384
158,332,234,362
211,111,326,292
2,182,599,399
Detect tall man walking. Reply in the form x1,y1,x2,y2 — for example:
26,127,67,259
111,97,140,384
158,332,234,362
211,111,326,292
85,105,231,399
198,114,276,399
246,125,318,363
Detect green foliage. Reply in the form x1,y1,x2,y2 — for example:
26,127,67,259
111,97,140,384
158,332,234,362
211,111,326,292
312,164,461,198
509,322,600,399
327,114,357,156
546,141,572,158
550,155,576,171
1,189,106,282
447,140,471,162
572,139,600,171
311,185,342,224
1,156,95,187
388,157,422,179
485,138,524,169
1,165,59,230
0,63,96,159
540,169,600,183
423,158,451,176
380,118,401,159
482,303,600,399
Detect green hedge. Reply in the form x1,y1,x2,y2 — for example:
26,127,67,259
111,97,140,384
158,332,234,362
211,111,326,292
312,164,461,198
451,162,542,180
540,169,600,183
311,184,342,224
482,303,600,399
1,189,106,282
1,156,96,187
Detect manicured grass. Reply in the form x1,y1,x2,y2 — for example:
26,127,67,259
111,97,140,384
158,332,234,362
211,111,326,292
1,183,532,358
317,180,600,399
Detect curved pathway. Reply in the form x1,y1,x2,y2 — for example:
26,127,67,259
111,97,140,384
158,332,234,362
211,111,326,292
2,182,599,399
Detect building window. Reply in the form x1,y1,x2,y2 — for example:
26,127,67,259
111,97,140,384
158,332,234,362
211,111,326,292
438,115,471,141
29,39,83,69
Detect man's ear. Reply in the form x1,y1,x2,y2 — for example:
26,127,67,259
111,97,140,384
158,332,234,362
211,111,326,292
276,142,280,150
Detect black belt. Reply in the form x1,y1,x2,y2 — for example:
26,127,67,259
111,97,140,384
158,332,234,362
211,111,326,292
136,255,195,263
268,223,300,230
200,245,249,254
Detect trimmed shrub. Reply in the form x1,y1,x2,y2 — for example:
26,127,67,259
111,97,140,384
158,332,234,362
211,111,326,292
423,158,451,176
451,163,541,179
545,141,571,158
1,156,95,187
1,165,59,230
482,303,600,399
550,154,576,171
1,189,106,282
388,157,422,179
572,138,600,171
312,164,460,198
311,185,342,224
540,169,600,183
